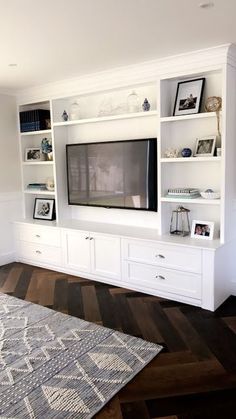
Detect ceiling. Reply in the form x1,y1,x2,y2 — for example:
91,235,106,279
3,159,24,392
1,0,236,92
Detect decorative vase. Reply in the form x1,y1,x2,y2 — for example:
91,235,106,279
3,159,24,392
142,98,151,111
62,110,68,121
127,91,140,113
181,148,192,157
47,151,53,161
69,101,80,120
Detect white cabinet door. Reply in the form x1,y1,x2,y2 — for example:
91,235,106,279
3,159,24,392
63,230,90,272
90,233,121,279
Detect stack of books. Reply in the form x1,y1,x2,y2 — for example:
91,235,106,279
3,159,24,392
20,109,50,132
167,188,200,198
27,183,47,191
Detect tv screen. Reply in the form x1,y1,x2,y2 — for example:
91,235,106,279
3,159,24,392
66,138,157,211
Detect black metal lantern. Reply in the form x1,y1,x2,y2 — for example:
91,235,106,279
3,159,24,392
170,206,190,236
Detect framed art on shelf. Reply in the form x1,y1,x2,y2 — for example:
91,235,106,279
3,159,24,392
25,147,42,162
33,198,55,221
173,78,205,116
194,136,216,157
191,220,214,240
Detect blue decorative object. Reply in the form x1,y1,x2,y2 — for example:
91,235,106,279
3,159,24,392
62,110,69,121
142,98,151,111
41,138,52,154
181,148,192,157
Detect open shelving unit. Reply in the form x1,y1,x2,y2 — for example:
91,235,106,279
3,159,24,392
17,57,236,246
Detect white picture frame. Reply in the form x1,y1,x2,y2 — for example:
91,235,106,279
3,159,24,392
191,220,215,240
25,147,42,162
194,136,216,157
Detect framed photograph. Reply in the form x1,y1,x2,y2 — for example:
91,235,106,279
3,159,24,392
173,78,205,116
194,136,216,157
191,220,214,240
33,198,55,221
25,147,42,162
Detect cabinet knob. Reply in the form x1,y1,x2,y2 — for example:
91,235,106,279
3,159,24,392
155,275,166,280
89,237,93,240
35,234,41,238
85,236,89,240
156,254,165,259
35,250,42,254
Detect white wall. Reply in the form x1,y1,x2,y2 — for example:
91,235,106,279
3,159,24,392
0,94,22,265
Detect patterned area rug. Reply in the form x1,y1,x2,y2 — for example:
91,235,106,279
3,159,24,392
0,292,162,418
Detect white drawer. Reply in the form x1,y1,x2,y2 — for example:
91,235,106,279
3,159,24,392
124,261,201,300
17,241,62,266
16,224,61,247
123,239,201,274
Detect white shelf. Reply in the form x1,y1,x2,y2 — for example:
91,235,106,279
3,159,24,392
161,197,221,205
20,129,52,136
160,112,219,123
160,157,221,163
22,161,54,166
53,110,158,127
24,189,55,195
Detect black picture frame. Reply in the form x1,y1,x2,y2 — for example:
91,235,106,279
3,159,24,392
33,198,56,221
173,78,205,116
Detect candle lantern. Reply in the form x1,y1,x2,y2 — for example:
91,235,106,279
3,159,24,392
170,206,190,236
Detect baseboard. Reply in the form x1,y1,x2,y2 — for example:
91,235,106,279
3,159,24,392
230,281,236,296
0,252,16,266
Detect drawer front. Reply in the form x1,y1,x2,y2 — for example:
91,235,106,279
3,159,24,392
123,239,201,273
17,241,62,266
17,224,61,247
124,261,201,299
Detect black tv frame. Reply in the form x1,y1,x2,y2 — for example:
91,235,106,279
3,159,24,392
66,138,157,212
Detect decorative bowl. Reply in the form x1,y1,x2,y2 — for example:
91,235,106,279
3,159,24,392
200,191,220,199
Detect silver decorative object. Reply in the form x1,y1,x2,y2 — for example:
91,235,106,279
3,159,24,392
170,206,191,236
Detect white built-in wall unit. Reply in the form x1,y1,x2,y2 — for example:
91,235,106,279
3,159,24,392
14,44,236,310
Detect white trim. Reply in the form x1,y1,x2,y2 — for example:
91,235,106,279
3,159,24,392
16,44,231,104
0,252,15,266
230,281,236,296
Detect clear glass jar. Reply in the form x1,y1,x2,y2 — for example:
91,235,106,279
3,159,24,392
69,100,80,120
127,91,140,113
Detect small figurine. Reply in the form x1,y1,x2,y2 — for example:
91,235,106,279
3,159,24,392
164,148,179,158
142,98,151,111
62,110,69,121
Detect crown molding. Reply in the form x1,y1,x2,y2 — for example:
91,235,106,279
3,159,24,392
16,44,233,104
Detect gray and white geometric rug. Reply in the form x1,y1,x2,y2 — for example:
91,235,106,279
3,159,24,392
0,292,162,418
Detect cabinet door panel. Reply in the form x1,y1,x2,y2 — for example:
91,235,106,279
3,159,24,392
91,234,121,279
63,230,90,272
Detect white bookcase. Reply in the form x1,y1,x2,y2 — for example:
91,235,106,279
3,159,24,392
14,44,236,309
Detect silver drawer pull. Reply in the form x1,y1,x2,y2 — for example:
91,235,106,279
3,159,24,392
85,236,89,240
35,250,42,254
156,254,165,259
35,234,41,238
155,275,166,280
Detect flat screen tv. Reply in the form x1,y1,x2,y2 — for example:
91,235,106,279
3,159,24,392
66,138,157,211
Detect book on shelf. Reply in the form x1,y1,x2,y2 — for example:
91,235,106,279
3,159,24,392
20,109,50,132
27,183,47,190
167,188,200,198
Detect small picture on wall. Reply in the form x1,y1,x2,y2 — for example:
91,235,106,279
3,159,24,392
33,198,55,221
191,220,214,240
194,136,216,157
173,78,205,116
25,147,42,161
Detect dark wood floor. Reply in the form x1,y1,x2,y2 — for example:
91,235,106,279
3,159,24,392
0,262,236,418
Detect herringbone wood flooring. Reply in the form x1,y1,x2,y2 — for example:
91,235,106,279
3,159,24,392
0,262,236,418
